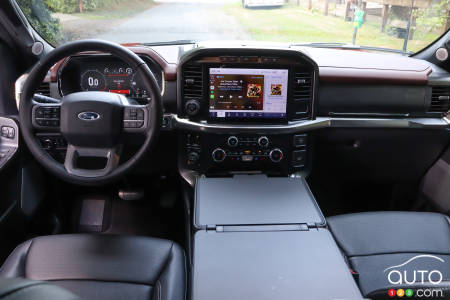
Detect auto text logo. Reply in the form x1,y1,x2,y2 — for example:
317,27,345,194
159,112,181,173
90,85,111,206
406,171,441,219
383,254,445,298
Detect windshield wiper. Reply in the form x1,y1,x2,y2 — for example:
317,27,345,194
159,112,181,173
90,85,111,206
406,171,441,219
291,42,413,55
142,40,196,46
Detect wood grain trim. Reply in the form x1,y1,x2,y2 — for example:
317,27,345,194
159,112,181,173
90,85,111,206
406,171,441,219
319,66,432,85
49,46,177,82
127,46,177,81
50,58,68,82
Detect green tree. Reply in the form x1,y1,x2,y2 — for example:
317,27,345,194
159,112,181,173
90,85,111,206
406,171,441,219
16,0,62,45
415,0,450,33
44,0,98,14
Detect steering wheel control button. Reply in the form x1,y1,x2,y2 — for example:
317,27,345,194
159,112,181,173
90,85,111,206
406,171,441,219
34,106,60,127
124,107,145,128
8,128,15,138
293,134,307,147
137,109,144,120
212,148,226,162
227,136,239,147
1,127,8,137
269,148,283,163
258,136,269,148
1,126,15,139
38,136,67,151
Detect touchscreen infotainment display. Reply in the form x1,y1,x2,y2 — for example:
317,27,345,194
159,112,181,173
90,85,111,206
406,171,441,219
209,68,288,119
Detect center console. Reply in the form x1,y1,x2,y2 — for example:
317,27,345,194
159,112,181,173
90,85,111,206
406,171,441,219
191,175,364,300
179,48,363,299
176,48,318,182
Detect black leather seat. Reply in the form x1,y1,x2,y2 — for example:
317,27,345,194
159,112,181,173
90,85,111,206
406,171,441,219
328,212,450,299
0,278,81,300
0,234,186,300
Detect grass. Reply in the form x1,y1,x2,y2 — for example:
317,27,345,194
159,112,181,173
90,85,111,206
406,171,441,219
223,3,440,53
73,0,155,20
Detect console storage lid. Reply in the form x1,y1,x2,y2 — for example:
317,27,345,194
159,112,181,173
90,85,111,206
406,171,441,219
193,229,364,300
194,175,325,228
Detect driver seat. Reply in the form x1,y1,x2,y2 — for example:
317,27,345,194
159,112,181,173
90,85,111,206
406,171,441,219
0,234,186,300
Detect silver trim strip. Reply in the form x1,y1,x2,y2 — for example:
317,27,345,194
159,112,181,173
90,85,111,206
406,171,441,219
172,115,449,133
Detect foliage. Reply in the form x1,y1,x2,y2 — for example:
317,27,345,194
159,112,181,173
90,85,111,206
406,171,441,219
43,0,129,13
16,0,62,45
223,2,440,52
415,0,449,33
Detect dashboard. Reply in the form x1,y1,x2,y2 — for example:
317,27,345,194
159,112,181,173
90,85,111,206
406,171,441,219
39,43,449,184
58,54,164,103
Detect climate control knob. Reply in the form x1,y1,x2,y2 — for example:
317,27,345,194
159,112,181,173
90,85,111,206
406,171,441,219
185,99,200,116
227,136,239,147
269,148,283,163
258,136,269,148
212,148,226,162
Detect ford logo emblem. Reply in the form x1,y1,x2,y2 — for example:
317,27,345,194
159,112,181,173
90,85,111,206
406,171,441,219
78,111,100,121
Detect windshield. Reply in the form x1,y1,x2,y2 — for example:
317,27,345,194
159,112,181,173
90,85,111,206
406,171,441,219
15,0,449,54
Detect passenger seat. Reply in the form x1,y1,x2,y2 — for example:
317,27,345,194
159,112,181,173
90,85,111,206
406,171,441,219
327,212,450,299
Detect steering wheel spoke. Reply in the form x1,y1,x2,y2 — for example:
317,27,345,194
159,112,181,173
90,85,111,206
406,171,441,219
33,93,61,104
32,102,62,130
122,103,150,134
64,144,122,177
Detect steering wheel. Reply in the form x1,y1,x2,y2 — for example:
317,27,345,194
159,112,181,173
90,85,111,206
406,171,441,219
19,40,162,185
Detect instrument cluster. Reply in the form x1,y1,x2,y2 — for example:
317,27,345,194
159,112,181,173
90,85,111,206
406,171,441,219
59,54,164,102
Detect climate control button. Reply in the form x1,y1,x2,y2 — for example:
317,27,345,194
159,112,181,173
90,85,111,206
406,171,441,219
227,136,239,147
269,148,283,162
212,148,226,162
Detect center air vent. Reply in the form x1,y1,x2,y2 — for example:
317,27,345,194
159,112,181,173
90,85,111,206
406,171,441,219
36,82,51,97
430,86,450,113
292,70,313,120
182,65,203,101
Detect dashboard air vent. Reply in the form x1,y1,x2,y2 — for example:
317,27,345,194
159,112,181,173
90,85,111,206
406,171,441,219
430,86,450,113
292,70,313,119
293,71,313,101
36,82,51,97
182,65,203,100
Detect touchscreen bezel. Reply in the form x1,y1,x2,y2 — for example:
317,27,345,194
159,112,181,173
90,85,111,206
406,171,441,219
205,64,294,124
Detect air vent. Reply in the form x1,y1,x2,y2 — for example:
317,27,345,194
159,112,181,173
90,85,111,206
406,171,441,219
430,86,450,113
36,82,51,97
182,65,203,101
292,70,313,119
293,71,313,101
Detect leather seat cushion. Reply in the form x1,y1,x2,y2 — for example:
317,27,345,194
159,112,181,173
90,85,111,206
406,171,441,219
0,234,186,300
328,211,450,256
328,212,450,299
0,278,81,300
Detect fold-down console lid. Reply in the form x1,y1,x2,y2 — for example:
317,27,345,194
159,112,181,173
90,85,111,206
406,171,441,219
192,175,364,300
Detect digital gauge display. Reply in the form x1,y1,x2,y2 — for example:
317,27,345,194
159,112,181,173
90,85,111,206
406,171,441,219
80,66,149,99
80,70,107,91
59,55,162,102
